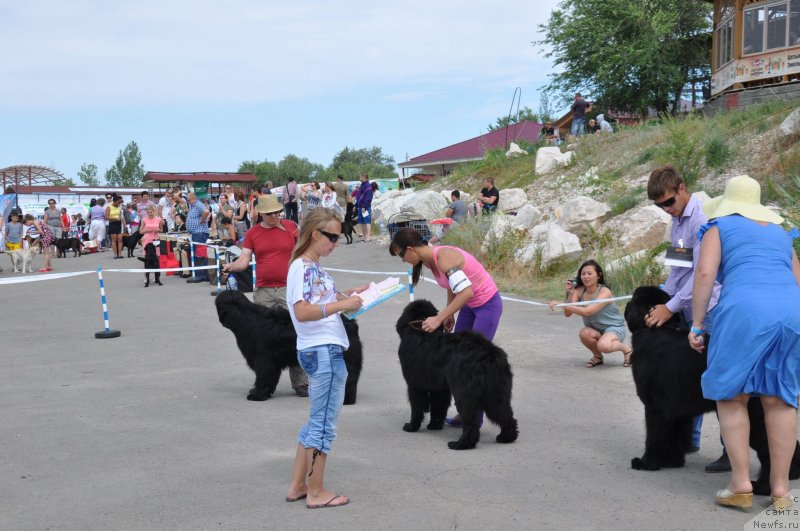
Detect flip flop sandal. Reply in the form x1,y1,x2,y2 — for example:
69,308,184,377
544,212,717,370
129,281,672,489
307,494,350,509
585,356,604,368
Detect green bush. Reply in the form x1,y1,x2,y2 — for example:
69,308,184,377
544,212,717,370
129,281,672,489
605,252,665,298
610,185,645,216
704,136,732,169
655,114,704,187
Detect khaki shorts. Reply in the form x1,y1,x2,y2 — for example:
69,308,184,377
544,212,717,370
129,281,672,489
253,287,287,309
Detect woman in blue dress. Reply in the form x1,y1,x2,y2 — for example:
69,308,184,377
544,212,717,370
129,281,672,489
690,175,800,510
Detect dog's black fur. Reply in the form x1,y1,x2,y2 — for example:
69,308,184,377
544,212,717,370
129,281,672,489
56,235,83,258
395,299,518,450
123,232,143,257
137,243,162,287
215,290,363,404
624,286,800,494
341,203,357,244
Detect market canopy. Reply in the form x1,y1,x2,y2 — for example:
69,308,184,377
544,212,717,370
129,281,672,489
1,165,66,190
145,171,257,183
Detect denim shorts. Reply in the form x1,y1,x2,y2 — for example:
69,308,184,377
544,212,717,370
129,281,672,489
296,344,348,454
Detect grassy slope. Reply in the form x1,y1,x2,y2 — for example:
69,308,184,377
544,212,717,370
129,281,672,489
423,100,800,302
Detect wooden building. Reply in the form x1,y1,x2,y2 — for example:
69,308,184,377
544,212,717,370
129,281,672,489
707,0,800,109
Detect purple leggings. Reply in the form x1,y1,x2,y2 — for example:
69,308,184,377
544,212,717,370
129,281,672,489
454,291,503,340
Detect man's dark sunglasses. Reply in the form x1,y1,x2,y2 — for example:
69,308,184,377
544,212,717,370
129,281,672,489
318,229,340,243
398,247,408,258
654,193,677,209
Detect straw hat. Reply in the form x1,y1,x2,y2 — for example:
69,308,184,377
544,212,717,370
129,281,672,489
253,194,283,214
702,175,784,224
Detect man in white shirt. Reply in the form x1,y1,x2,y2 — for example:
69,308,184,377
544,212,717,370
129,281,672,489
158,189,176,231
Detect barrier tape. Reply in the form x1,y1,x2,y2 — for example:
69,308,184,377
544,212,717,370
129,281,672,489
0,270,95,285
1,263,634,307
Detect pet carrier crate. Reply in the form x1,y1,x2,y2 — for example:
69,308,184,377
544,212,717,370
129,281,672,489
387,209,431,240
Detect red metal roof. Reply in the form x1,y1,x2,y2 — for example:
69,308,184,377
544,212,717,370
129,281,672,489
399,121,543,167
145,172,257,183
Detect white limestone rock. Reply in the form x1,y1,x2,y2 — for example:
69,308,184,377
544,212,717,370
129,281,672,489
509,204,543,230
557,196,611,236
779,107,800,147
498,188,527,212
506,142,527,157
605,205,671,253
515,222,582,268
535,146,575,174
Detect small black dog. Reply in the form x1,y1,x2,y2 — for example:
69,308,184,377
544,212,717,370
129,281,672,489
137,243,162,287
55,235,83,258
341,203,357,244
215,290,363,403
395,299,519,450
624,286,800,495
123,232,143,257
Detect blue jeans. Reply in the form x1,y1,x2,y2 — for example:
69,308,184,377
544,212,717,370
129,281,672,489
191,232,209,281
296,344,348,454
571,117,585,137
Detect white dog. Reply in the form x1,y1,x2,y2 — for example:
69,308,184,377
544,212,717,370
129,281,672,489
9,239,42,273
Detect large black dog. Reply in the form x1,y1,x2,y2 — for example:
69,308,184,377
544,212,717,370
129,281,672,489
123,232,143,258
137,243,162,287
395,299,518,450
55,235,83,258
215,290,363,404
624,286,800,495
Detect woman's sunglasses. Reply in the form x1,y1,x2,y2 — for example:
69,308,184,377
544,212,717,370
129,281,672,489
653,193,677,209
318,229,340,243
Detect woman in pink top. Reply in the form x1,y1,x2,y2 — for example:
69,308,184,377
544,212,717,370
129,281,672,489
390,228,503,426
140,205,164,250
390,228,502,338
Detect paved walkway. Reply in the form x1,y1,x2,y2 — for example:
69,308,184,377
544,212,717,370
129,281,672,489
0,243,781,529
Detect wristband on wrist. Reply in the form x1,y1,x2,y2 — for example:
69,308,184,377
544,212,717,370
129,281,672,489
321,303,327,319
690,326,704,335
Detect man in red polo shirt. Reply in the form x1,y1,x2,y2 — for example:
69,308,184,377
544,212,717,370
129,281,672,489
222,194,308,396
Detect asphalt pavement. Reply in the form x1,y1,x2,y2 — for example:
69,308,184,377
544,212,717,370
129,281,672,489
0,240,785,530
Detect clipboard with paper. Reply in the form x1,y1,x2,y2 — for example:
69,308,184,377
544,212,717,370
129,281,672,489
342,277,407,319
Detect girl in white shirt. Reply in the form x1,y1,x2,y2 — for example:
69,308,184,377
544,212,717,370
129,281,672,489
284,208,366,509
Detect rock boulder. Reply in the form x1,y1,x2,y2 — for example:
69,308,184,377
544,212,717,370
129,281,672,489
557,196,611,236
605,205,671,253
535,146,575,174
515,222,582,268
498,188,527,212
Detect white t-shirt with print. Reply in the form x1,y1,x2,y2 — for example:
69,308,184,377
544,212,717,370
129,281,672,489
158,196,173,222
287,258,349,351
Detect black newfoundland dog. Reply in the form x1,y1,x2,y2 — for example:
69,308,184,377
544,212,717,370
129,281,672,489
215,290,363,404
624,286,800,495
395,299,518,450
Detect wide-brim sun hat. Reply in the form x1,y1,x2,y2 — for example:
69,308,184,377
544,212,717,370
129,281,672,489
253,194,283,214
702,175,784,224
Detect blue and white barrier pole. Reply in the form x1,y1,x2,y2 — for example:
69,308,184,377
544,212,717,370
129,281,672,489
188,240,197,279
251,258,256,290
95,267,121,339
407,267,414,302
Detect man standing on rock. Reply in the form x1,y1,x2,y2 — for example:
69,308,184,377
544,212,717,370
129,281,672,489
570,93,591,137
645,164,726,472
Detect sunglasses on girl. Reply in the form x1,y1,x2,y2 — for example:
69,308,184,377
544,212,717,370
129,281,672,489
317,229,340,243
653,193,677,209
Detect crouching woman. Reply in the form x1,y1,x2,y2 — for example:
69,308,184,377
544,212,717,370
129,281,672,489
285,208,365,509
549,259,632,368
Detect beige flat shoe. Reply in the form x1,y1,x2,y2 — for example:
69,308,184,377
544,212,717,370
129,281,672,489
715,489,752,509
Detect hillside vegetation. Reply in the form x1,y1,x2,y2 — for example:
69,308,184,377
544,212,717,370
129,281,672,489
423,100,800,301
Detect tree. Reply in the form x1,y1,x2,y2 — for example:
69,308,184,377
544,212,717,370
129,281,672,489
277,154,325,184
329,146,397,181
537,0,712,118
105,141,145,187
78,163,101,186
238,159,279,186
52,177,76,186
488,106,542,131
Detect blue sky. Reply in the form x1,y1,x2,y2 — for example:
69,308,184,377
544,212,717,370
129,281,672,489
1,0,561,183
